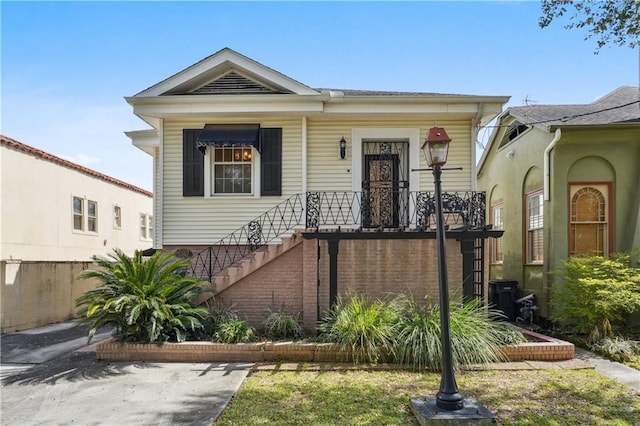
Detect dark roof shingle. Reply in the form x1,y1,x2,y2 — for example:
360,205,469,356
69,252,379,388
510,86,640,126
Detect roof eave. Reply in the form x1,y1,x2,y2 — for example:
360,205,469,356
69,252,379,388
476,109,512,176
549,122,640,131
125,130,158,156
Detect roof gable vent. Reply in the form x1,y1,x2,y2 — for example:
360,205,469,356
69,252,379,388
498,121,531,148
185,71,287,95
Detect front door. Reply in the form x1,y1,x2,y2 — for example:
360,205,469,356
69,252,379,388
361,141,409,228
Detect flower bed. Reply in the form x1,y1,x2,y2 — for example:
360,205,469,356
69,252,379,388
499,327,575,361
97,327,574,363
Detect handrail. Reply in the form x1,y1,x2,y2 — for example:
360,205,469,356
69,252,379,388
189,191,486,281
189,194,305,281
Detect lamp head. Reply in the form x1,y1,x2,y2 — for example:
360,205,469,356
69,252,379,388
422,127,451,167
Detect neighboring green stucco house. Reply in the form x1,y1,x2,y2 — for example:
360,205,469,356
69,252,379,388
477,86,640,324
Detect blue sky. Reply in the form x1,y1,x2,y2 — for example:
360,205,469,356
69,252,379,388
2,1,638,191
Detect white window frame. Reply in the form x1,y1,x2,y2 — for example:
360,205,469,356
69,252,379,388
140,213,149,240
140,213,154,241
490,203,504,264
87,200,98,233
113,205,122,229
73,196,84,231
204,146,260,198
72,196,98,234
525,190,544,264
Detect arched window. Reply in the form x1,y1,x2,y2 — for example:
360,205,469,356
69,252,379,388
569,185,609,256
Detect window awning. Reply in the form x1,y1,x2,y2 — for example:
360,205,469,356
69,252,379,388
196,124,260,154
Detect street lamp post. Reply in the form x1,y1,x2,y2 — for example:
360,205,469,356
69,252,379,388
422,127,464,411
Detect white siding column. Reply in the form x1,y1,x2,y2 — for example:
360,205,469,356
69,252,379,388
302,116,307,195
155,119,164,248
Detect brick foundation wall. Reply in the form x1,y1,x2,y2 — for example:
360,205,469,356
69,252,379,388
216,245,304,328
165,238,466,332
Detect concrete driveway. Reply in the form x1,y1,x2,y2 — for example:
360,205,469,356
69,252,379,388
1,321,252,425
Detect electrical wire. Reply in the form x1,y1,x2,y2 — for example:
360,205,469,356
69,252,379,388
482,99,640,129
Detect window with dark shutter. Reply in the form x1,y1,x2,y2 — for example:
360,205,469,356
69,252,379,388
260,128,282,196
183,129,204,196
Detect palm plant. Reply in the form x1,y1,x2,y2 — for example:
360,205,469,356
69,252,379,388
76,248,208,343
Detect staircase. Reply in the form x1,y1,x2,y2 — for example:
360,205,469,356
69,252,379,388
188,194,306,305
188,190,488,305
212,231,303,293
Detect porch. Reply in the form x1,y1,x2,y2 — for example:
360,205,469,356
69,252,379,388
182,191,502,328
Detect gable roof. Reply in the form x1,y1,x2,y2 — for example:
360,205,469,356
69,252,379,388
0,135,153,197
134,47,319,97
510,86,640,127
127,47,510,133
477,86,640,174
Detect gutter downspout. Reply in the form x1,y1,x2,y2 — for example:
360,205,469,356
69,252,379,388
543,128,561,320
471,102,484,191
543,128,562,201
302,116,308,219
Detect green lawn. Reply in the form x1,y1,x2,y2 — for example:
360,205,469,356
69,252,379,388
217,369,640,425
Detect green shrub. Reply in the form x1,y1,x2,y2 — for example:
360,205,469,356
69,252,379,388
194,298,239,340
395,296,526,371
263,307,305,340
551,252,640,338
214,319,256,343
76,249,208,343
318,293,403,364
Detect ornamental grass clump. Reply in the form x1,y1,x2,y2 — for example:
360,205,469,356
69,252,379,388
320,292,525,369
448,298,526,368
262,307,305,340
76,249,208,343
395,296,526,371
318,293,403,364
394,296,442,371
590,336,640,363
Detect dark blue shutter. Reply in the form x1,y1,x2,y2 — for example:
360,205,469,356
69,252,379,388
260,128,282,196
183,129,204,196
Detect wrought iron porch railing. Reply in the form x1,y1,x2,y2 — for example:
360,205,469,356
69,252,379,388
306,190,486,230
189,190,486,282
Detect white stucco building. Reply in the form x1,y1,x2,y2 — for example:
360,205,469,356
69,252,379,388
1,135,154,261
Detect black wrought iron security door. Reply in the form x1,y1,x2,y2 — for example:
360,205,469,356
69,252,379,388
361,141,409,228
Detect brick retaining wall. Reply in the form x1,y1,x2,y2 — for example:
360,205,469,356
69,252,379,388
97,331,574,363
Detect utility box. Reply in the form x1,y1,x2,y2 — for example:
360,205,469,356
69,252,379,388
488,279,518,322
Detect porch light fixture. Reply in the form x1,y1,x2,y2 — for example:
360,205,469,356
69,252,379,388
339,137,347,159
